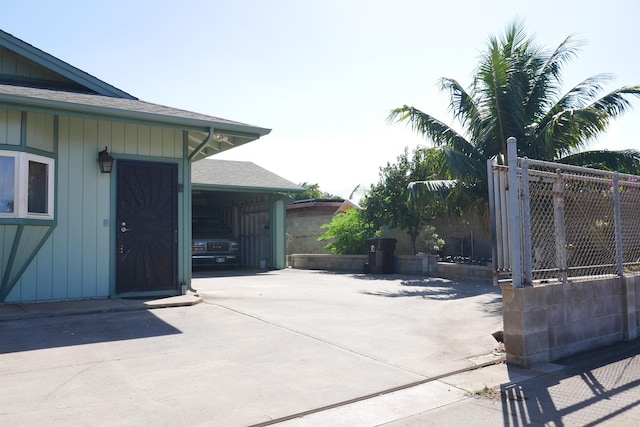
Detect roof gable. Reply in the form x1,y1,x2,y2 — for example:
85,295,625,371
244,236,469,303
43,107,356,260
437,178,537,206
0,29,271,157
0,30,135,99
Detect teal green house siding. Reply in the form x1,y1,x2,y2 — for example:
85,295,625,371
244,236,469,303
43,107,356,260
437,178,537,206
3,114,188,302
270,196,288,270
0,29,270,302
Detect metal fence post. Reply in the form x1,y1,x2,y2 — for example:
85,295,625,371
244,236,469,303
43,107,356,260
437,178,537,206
521,158,532,286
487,158,498,286
612,173,625,276
507,137,522,287
553,169,568,283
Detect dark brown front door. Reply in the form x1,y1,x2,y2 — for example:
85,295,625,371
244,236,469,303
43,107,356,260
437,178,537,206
116,160,178,293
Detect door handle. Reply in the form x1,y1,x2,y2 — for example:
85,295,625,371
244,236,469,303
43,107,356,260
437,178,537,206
121,222,131,233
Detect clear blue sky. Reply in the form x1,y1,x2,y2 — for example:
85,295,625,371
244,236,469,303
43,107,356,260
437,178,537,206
2,0,639,199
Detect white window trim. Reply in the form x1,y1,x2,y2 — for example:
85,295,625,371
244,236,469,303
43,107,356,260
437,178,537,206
0,150,55,220
0,151,18,217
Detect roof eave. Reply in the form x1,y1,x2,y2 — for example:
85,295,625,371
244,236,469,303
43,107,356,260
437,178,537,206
0,91,271,139
192,183,303,193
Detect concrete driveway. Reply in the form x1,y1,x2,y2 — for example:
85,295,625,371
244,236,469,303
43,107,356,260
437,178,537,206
0,269,503,426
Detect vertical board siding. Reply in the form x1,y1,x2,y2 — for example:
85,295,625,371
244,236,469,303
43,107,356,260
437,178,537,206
81,119,99,297
65,116,84,298
138,125,151,156
26,112,55,152
35,230,53,300
162,128,173,157
52,116,70,299
111,121,125,154
16,254,37,301
0,224,18,272
5,225,50,303
9,114,185,301
149,126,163,157
95,120,112,296
8,225,49,283
0,46,18,75
173,129,182,158
0,46,74,85
124,123,138,155
0,109,22,146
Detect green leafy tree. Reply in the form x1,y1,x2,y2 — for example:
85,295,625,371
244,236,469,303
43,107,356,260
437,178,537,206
419,225,445,254
318,208,380,255
389,20,640,218
291,182,341,201
362,146,450,254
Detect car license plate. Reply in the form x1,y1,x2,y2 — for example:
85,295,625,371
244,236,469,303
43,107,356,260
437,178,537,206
216,257,226,263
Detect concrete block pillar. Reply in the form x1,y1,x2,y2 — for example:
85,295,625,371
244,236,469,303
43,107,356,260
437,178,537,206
623,275,638,340
422,254,439,275
501,283,550,367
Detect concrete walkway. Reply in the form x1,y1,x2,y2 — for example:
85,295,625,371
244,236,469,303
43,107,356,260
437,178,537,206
0,294,202,321
1,269,638,426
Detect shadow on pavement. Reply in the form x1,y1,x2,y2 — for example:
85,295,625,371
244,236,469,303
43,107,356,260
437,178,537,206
0,310,181,354
500,338,640,426
360,277,501,300
191,267,272,278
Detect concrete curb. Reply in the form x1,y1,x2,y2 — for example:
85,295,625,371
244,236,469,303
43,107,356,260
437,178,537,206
0,294,203,322
248,355,508,427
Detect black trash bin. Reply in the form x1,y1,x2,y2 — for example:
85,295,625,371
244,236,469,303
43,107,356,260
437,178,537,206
364,238,397,274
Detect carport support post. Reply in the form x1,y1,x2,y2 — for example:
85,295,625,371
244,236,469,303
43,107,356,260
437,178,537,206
270,195,287,269
184,132,197,293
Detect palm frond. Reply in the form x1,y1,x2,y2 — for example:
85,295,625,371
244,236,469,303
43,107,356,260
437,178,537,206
527,34,582,113
440,146,486,180
408,179,457,192
439,77,479,130
388,105,470,149
588,85,640,117
532,84,640,159
551,74,613,111
389,19,640,223
558,149,640,174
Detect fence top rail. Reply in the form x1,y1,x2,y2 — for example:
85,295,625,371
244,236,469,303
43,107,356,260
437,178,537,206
524,167,640,187
520,157,640,181
491,157,640,185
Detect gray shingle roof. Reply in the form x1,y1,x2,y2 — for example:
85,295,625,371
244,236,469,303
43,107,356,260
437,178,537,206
192,159,303,192
0,83,271,136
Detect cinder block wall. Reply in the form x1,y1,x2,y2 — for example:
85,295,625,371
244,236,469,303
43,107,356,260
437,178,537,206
287,254,367,273
286,208,336,255
287,254,491,281
501,275,640,367
382,217,492,260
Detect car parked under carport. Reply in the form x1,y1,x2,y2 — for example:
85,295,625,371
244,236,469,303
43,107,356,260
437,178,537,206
191,159,303,271
191,216,240,268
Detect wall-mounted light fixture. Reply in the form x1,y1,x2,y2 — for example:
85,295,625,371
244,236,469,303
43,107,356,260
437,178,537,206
97,147,114,173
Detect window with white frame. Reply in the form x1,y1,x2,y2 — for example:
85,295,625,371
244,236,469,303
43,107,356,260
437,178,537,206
0,151,54,220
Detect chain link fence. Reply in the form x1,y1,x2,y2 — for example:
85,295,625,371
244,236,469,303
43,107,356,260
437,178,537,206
489,138,640,286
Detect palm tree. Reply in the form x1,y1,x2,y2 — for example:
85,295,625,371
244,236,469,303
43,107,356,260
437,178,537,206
389,20,640,217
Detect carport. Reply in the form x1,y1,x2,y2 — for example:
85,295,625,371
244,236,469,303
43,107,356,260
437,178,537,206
191,159,302,269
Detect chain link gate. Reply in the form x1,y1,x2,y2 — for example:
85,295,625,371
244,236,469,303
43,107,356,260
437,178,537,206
489,137,640,287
